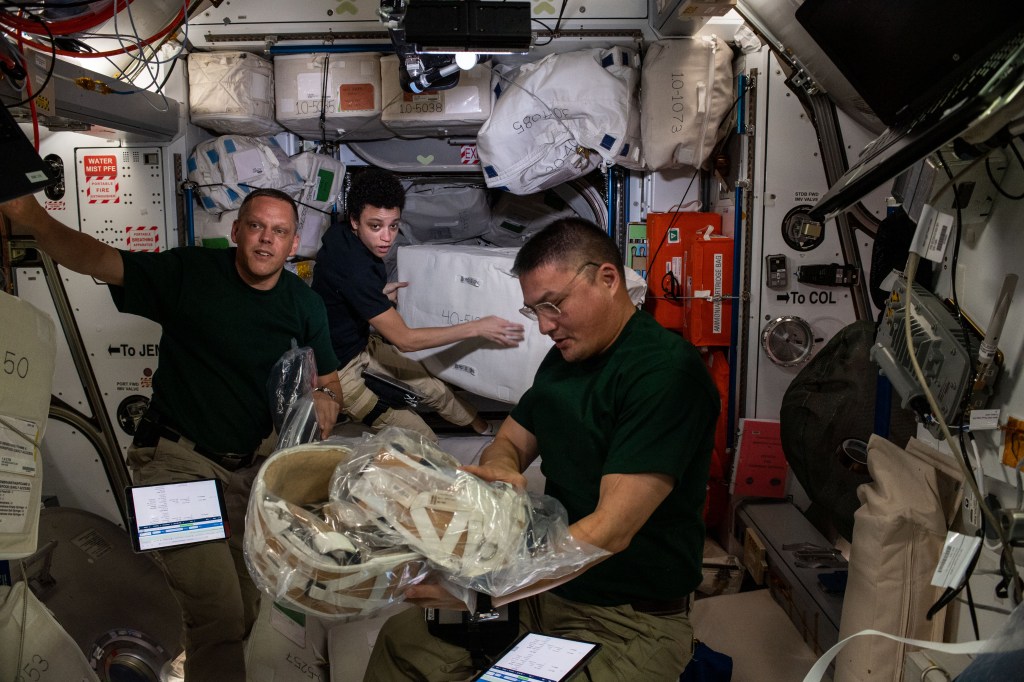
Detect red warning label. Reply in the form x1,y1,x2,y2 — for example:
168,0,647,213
126,225,161,252
84,154,120,203
459,145,479,165
83,155,117,178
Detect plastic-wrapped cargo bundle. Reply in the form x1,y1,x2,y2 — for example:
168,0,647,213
245,443,429,620
329,427,610,598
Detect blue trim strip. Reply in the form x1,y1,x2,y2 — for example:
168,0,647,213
184,184,196,247
727,184,742,452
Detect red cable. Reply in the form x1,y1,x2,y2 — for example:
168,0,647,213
0,6,185,59
15,28,39,151
1,0,131,37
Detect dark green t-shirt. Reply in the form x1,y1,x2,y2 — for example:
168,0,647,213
512,311,719,605
110,247,338,455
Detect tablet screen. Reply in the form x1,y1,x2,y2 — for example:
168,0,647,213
474,632,601,682
126,479,229,552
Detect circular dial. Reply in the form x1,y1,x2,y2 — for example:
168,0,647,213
761,316,814,366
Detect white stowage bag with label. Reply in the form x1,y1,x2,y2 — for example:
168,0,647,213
186,135,304,214
0,582,100,682
397,244,648,404
0,291,56,560
640,36,734,171
475,47,631,195
187,51,284,137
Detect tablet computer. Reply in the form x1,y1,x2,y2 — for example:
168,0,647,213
125,478,230,553
473,632,601,682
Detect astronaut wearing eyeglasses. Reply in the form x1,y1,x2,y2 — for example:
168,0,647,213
367,217,720,681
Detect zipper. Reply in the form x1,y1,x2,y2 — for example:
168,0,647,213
693,36,718,167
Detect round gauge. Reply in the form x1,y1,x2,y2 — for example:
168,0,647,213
761,316,814,367
781,205,825,251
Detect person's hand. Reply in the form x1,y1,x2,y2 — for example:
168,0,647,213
403,581,472,610
311,390,340,440
0,195,45,227
461,463,528,491
383,280,408,303
473,316,525,348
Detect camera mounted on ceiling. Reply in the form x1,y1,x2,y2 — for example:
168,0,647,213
379,0,532,94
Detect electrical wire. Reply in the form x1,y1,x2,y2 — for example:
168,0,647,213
0,4,185,59
3,9,54,107
1,0,111,8
552,0,570,35
643,81,750,300
15,26,39,149
903,252,1022,606
0,0,131,37
986,138,1024,200
531,18,554,47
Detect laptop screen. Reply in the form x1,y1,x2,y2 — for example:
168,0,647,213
795,0,1024,128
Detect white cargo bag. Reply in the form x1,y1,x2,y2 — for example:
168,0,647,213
194,208,237,249
399,180,489,245
187,51,283,137
1,583,100,682
397,245,648,403
292,152,346,258
274,53,388,141
187,135,303,214
380,54,493,136
476,48,630,195
603,46,645,171
641,36,734,171
397,245,552,403
0,292,56,560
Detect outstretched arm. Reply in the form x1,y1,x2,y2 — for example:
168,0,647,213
1,195,124,285
369,306,525,353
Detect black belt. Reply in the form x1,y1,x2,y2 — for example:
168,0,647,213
629,594,692,616
133,414,254,472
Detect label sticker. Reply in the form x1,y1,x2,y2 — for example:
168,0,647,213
340,83,375,111
0,475,32,534
84,154,120,204
969,409,1000,431
126,225,162,252
0,415,39,476
931,531,981,589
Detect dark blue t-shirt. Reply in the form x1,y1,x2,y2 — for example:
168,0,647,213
311,224,392,367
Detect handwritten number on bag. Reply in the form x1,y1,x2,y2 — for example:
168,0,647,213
3,349,30,379
19,655,49,681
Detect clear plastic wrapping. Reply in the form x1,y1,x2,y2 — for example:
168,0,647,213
329,427,610,597
266,342,321,450
244,443,429,621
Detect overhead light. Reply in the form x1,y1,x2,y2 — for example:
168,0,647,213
454,52,478,70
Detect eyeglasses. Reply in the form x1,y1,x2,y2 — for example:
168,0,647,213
519,262,599,321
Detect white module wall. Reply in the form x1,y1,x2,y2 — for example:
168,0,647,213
72,146,166,449
14,267,123,525
14,137,168,524
740,48,888,420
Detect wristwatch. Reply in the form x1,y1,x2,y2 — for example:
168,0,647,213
313,386,338,401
